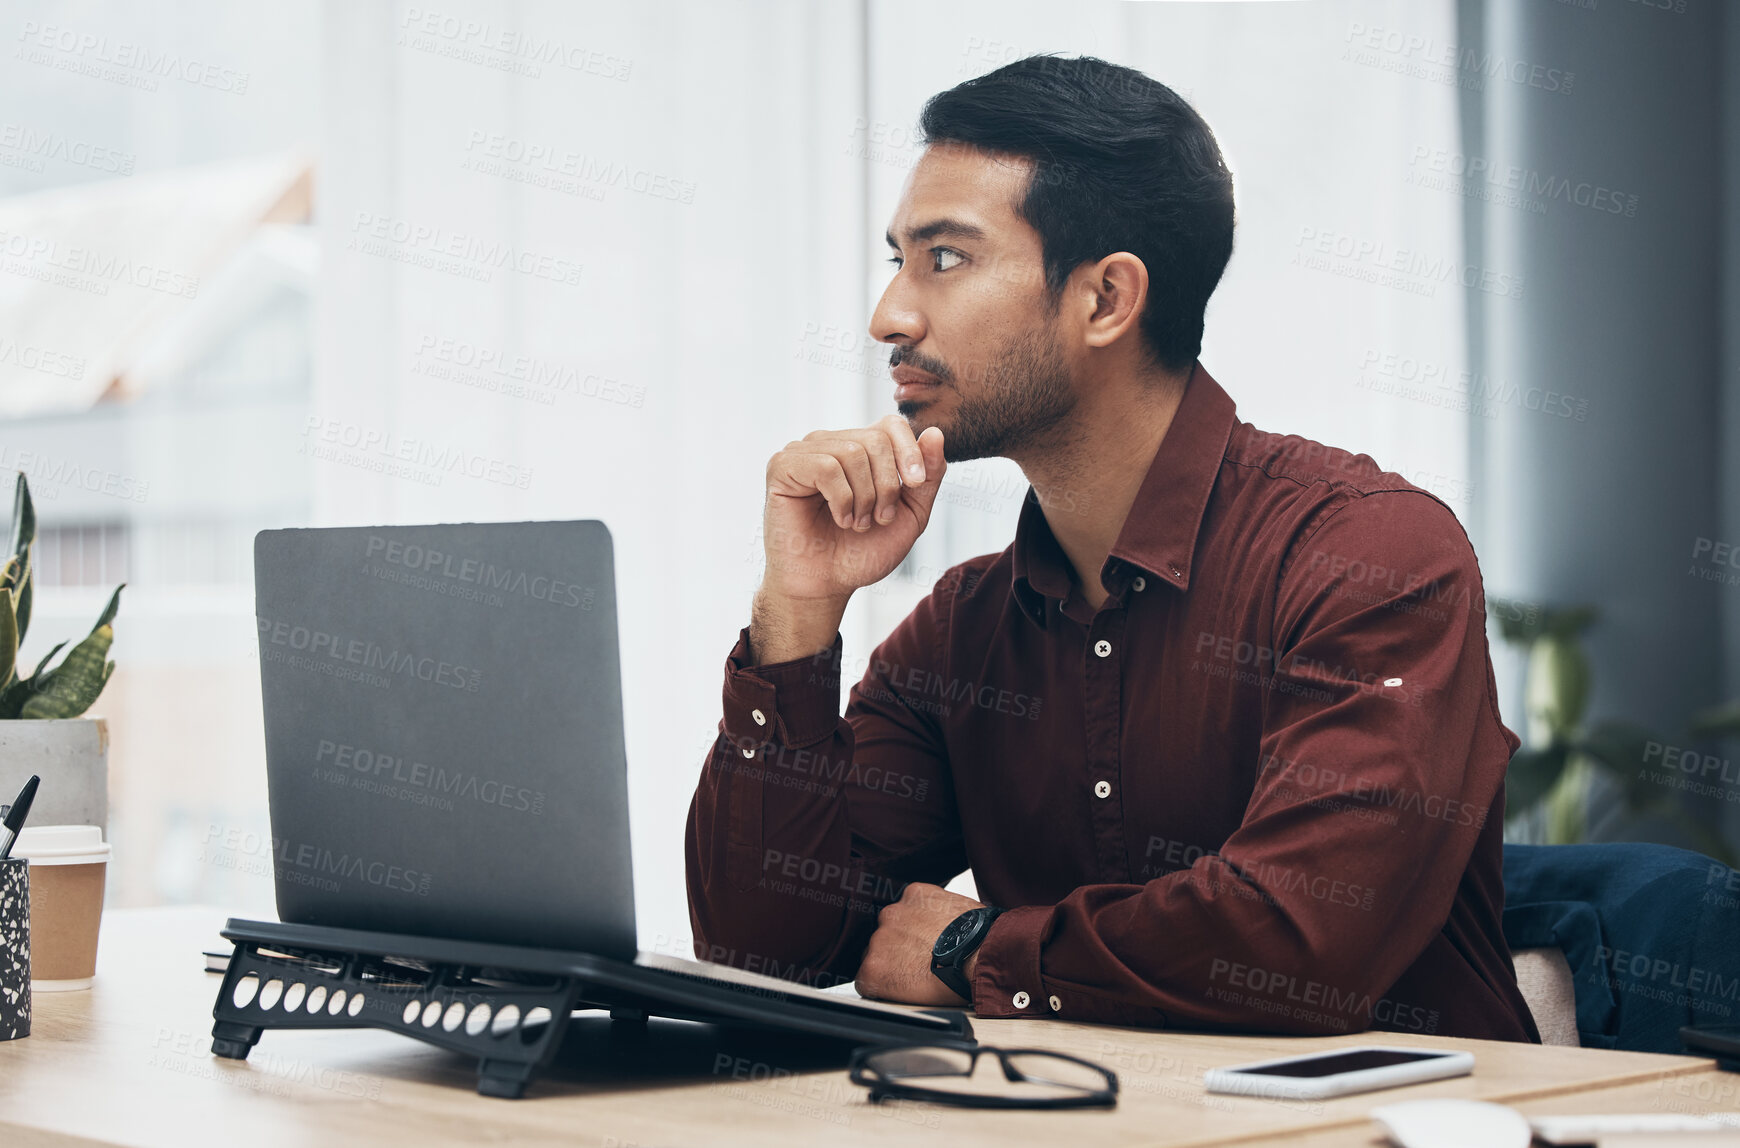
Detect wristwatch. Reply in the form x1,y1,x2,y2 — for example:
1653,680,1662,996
930,906,1004,1002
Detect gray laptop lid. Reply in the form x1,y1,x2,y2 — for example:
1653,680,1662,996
253,520,635,957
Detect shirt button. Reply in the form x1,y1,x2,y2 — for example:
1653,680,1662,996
1093,639,1112,658
751,708,767,725
1012,991,1030,1009
1093,780,1111,799
740,745,755,758
1048,995,1062,1012
1383,677,1403,687
1131,576,1146,592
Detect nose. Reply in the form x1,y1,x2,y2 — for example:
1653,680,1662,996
869,271,925,348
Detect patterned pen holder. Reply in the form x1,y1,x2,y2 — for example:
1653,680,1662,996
0,857,27,1039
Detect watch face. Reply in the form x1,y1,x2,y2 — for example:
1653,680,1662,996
934,910,981,959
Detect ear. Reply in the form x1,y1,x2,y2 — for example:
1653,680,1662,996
1077,252,1149,351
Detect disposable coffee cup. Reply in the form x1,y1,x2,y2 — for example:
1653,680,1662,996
12,825,110,992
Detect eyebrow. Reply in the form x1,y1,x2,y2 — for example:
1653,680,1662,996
885,218,988,249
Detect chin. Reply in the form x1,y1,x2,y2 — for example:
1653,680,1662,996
896,400,953,432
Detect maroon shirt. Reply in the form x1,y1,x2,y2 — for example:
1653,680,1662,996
686,362,1539,1042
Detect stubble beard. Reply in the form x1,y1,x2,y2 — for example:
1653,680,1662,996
913,325,1077,464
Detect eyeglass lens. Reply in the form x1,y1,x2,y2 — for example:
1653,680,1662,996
866,1047,1109,1101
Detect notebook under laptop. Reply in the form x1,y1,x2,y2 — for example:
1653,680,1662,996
248,520,966,1041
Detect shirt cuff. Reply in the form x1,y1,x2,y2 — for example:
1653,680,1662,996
968,904,1052,1017
968,903,1170,1027
722,626,844,749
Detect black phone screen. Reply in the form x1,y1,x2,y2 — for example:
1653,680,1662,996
1232,1049,1454,1078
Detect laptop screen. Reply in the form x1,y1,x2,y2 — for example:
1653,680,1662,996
254,521,636,957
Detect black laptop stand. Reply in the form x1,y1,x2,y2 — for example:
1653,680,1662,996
209,918,975,1098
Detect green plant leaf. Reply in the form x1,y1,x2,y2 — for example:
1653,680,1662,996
26,640,66,681
89,582,124,634
1506,742,1570,812
1488,600,1600,648
1542,605,1599,641
21,623,113,719
5,583,122,720
13,542,29,646
1543,756,1593,844
0,639,62,719
0,585,14,687
1487,597,1548,645
0,667,25,717
1525,634,1591,743
2,475,32,645
7,472,33,560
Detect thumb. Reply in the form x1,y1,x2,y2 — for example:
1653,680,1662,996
905,427,949,516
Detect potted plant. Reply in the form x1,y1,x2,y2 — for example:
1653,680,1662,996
1491,598,1733,865
0,473,123,830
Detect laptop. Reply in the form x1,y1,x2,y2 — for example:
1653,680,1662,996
246,520,968,1043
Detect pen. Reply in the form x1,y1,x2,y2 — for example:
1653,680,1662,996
0,775,39,860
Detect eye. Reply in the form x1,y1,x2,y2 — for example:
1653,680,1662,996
886,254,903,269
930,247,964,272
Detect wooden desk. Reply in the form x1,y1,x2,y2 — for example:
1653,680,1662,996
0,907,1730,1147
1238,1074,1740,1147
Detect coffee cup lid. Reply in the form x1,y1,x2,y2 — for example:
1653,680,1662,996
12,824,111,865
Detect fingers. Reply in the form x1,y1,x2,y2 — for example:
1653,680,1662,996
895,880,941,907
916,427,946,486
794,425,911,530
807,435,878,528
854,932,888,1000
808,456,857,531
856,881,975,1005
900,428,949,523
890,880,964,919
768,449,857,530
771,421,948,533
876,414,926,486
827,433,900,527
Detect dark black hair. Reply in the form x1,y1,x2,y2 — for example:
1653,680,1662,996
918,55,1235,373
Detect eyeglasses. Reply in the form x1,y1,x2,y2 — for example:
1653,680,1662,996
848,1042,1119,1109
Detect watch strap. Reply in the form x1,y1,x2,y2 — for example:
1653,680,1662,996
930,906,1003,1001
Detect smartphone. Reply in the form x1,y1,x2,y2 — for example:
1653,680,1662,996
1203,1046,1475,1100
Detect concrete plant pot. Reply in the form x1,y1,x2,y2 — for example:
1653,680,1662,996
0,719,108,831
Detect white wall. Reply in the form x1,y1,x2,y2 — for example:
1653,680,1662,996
315,0,874,947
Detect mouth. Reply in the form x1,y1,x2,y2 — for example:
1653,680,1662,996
891,365,943,404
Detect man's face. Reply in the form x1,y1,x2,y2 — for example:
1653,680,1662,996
871,143,1077,463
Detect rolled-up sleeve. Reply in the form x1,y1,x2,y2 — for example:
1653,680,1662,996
686,584,970,986
970,491,1515,1030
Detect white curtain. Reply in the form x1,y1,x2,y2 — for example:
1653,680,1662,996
317,0,1471,950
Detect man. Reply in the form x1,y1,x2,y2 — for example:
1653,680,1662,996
686,54,1538,1041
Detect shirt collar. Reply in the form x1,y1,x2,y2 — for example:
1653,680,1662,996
1011,361,1238,625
